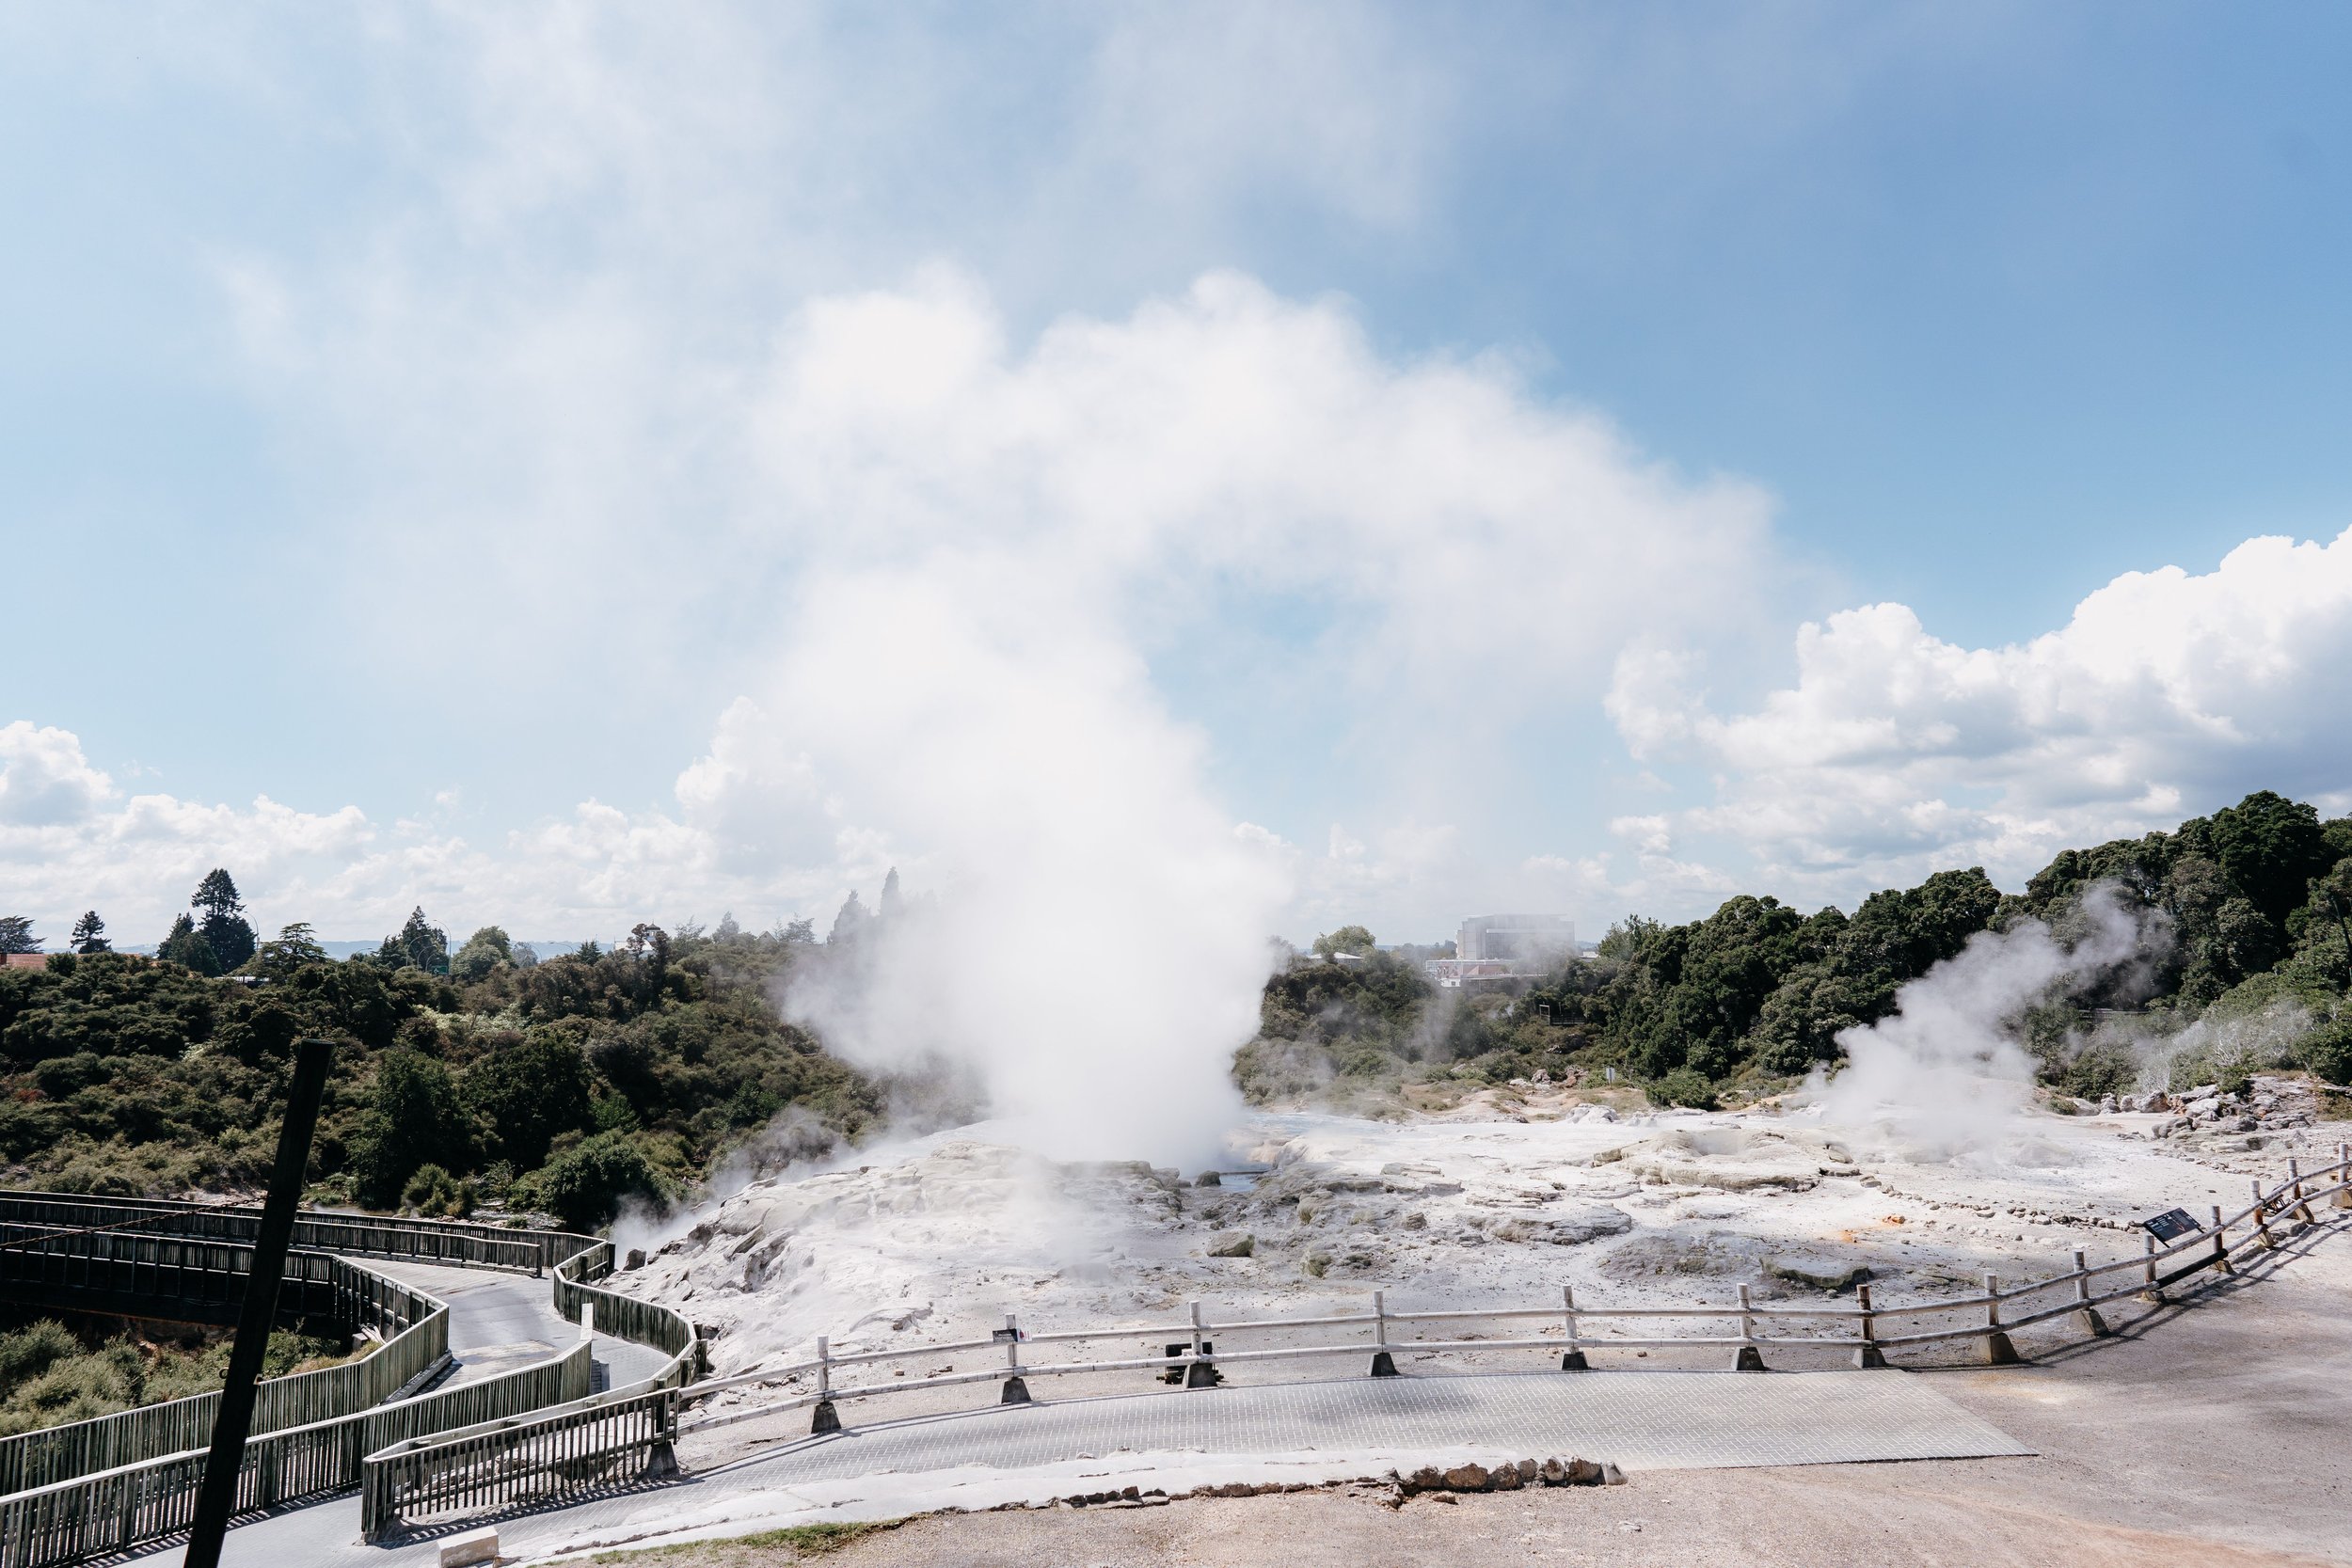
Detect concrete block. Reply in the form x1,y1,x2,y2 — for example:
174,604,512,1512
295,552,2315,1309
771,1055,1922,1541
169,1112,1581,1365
438,1530,500,1568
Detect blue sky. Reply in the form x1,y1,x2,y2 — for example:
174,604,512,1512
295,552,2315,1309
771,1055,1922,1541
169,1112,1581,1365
4,3,2352,947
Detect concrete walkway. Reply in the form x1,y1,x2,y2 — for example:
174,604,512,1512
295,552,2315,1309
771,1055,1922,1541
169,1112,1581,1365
377,1260,673,1391
181,1368,2026,1566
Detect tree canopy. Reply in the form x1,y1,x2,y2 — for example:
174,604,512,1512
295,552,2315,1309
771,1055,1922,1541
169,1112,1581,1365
1238,789,2352,1109
0,920,881,1228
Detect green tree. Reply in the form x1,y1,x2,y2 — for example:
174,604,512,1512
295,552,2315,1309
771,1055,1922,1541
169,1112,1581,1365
2206,790,2333,928
2301,860,2352,990
1311,925,1378,958
67,913,108,955
251,922,326,978
0,918,34,956
460,1030,592,1168
378,908,449,974
156,913,214,974
827,891,867,944
514,1131,663,1232
449,926,514,982
348,1048,466,1207
189,870,257,973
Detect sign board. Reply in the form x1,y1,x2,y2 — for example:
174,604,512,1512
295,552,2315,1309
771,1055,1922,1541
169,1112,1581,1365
2140,1207,2200,1243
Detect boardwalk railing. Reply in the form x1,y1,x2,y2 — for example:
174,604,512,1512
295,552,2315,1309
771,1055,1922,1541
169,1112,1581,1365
0,1256,445,1495
552,1243,698,1361
13,1146,2350,1557
0,1341,595,1568
0,1194,593,1276
0,1194,633,1568
358,1244,702,1541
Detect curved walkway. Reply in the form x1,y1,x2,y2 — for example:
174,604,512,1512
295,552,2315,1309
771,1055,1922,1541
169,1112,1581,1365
119,1259,669,1566
373,1261,672,1392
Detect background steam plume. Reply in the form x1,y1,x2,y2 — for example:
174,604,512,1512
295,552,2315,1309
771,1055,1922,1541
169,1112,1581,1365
1813,885,2148,1159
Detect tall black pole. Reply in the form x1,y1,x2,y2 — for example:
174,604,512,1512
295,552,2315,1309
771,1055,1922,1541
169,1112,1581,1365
184,1037,333,1568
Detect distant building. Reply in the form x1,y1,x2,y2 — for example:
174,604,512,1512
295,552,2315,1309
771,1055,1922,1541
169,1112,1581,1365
1426,913,1576,988
1,954,47,970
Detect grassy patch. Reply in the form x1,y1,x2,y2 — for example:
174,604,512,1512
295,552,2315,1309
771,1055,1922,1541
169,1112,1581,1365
590,1519,900,1563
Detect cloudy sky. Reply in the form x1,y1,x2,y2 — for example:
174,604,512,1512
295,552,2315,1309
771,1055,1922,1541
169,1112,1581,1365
5,2,2351,950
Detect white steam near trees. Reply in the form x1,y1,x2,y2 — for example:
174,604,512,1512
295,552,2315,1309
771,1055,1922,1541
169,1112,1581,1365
1813,885,2149,1159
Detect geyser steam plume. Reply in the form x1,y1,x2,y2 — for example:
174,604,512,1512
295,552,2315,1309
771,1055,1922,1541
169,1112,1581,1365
1813,884,2148,1159
741,562,1288,1169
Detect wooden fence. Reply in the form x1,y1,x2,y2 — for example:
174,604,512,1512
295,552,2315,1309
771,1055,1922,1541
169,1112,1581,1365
358,1377,678,1542
356,1243,702,1541
0,1194,593,1276
0,1257,445,1494
0,1196,624,1567
0,1222,371,1329
676,1145,2352,1435
0,1341,595,1568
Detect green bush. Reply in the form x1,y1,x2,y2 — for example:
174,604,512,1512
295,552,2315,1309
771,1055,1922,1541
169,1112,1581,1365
2295,1018,2352,1086
512,1132,664,1232
400,1163,475,1219
1647,1067,1719,1110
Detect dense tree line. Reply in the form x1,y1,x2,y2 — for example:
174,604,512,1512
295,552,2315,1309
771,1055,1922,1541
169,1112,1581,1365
1237,791,2352,1109
0,907,882,1230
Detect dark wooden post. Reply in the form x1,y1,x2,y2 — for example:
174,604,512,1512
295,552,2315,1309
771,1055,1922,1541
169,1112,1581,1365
184,1037,332,1568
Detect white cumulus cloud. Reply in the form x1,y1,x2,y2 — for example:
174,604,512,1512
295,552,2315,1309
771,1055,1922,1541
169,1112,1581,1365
1611,526,2352,899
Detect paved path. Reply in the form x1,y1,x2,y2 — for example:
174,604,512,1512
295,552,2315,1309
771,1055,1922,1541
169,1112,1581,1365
123,1259,671,1566
189,1369,2026,1566
378,1260,672,1391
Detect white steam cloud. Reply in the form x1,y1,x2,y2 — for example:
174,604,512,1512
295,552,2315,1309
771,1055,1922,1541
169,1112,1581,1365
747,566,1289,1169
1812,885,2146,1160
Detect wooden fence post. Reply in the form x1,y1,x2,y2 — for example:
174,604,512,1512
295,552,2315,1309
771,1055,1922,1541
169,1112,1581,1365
2071,1249,2107,1337
2139,1232,2165,1302
1001,1314,1031,1404
1368,1291,1397,1377
809,1337,839,1434
1184,1301,1217,1388
2335,1143,2352,1211
1981,1273,2019,1365
1732,1284,1766,1370
1560,1286,1588,1371
1852,1282,1885,1369
2252,1179,2277,1250
2286,1159,2315,1226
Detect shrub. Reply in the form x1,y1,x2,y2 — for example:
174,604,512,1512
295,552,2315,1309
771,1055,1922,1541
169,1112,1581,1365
400,1163,475,1219
2294,1017,2352,1086
511,1132,664,1232
1647,1068,1719,1111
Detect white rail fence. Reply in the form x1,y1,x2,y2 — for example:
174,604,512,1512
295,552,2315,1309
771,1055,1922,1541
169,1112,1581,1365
676,1145,2352,1434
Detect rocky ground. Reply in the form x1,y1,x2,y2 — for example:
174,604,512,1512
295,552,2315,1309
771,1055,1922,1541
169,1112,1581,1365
603,1073,2347,1437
